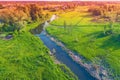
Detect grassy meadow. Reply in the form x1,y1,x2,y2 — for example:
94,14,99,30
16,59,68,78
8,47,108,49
0,22,77,80
0,2,79,79
1,1,120,80
46,7,120,79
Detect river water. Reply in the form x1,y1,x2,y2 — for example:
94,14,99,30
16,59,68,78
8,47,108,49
35,30,97,80
32,14,98,80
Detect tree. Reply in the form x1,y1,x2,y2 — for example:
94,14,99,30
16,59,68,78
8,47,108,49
14,21,24,32
29,4,43,21
0,4,4,9
103,25,107,35
68,23,73,36
63,20,67,31
1,23,14,32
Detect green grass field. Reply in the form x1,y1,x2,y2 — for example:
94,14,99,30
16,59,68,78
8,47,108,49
0,22,77,80
46,9,120,79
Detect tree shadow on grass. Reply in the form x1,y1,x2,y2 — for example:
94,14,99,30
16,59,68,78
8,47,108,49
99,34,120,51
50,23,64,27
83,31,106,39
84,31,120,50
83,31,120,50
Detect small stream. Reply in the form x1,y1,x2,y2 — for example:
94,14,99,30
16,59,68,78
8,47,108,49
37,30,97,80
32,15,98,80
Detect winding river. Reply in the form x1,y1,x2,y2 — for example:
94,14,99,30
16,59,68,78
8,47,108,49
32,15,98,80
38,30,97,80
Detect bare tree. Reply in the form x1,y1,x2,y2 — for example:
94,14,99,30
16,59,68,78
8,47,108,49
104,13,117,35
63,20,67,32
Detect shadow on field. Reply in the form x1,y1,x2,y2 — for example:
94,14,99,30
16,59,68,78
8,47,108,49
100,34,120,51
84,31,120,50
50,23,63,27
83,31,106,39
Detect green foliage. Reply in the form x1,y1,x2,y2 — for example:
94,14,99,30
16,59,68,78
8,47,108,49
0,31,77,80
47,10,120,79
1,23,14,32
0,4,48,33
103,22,115,36
0,4,77,79
1,22,24,32
29,4,44,21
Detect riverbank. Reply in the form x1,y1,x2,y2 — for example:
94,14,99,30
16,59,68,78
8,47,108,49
38,30,96,80
46,10,120,80
44,30,111,80
38,14,101,80
40,13,110,80
0,20,78,80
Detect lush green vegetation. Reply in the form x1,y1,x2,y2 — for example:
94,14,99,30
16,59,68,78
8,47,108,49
0,2,79,80
0,21,77,80
1,1,120,80
46,8,120,79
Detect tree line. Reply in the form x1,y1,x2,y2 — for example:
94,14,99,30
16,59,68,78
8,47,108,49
0,3,49,32
88,4,120,35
